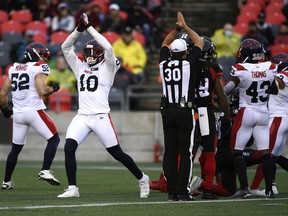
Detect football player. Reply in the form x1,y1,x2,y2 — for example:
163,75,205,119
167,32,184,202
250,53,288,196
223,39,279,198
57,13,150,198
0,42,61,189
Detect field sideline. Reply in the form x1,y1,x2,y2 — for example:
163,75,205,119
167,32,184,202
0,161,287,216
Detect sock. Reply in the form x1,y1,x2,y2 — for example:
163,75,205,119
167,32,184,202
64,139,78,186
261,154,273,192
202,152,216,189
250,164,264,190
107,145,143,180
41,133,60,170
234,155,248,189
275,155,288,172
4,144,23,182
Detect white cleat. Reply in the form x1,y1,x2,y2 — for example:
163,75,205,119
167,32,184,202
139,174,150,198
250,188,266,197
189,176,203,193
38,170,60,186
1,181,14,190
261,185,279,195
57,186,80,198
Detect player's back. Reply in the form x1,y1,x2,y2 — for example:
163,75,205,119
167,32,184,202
231,61,277,112
9,62,48,112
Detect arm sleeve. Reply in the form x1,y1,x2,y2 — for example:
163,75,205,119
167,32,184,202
87,26,116,72
61,29,81,75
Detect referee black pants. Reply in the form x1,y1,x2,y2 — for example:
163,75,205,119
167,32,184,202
161,107,195,196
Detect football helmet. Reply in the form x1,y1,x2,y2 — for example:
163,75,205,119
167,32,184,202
24,42,50,62
199,36,217,62
82,39,104,65
270,53,288,65
177,32,194,52
237,39,263,63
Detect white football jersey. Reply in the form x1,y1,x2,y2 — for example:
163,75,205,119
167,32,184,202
268,71,288,117
8,61,49,113
230,61,277,113
62,27,120,115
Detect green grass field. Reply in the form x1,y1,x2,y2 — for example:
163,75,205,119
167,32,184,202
0,161,287,216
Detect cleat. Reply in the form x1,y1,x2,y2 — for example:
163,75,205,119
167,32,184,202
139,174,150,198
178,193,196,201
265,190,275,199
261,185,278,195
57,186,80,198
189,176,202,193
2,181,14,190
168,193,179,201
231,187,251,199
202,190,218,199
38,170,60,186
250,188,266,197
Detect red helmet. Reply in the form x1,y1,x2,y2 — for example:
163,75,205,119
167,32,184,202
82,39,104,65
24,42,50,62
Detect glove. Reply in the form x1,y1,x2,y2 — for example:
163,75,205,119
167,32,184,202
76,13,91,32
49,81,60,92
1,107,13,119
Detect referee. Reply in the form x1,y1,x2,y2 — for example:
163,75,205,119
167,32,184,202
159,12,203,201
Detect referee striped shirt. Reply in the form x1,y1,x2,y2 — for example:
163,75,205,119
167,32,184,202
159,46,201,104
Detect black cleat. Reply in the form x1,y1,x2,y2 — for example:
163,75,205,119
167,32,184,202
168,193,179,201
231,187,251,199
178,194,196,201
265,190,275,199
202,190,218,200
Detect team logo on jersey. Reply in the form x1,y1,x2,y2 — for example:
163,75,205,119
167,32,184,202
91,67,98,71
230,69,235,75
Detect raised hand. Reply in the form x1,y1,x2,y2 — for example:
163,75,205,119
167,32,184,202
77,13,91,32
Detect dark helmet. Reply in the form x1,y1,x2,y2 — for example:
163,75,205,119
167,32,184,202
229,88,239,116
199,36,217,62
237,39,263,63
83,39,104,65
24,42,50,62
176,32,194,52
270,53,288,65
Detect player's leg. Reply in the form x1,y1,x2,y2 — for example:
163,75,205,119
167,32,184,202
58,114,90,198
231,108,255,198
2,113,28,189
29,110,60,185
253,116,274,198
93,113,149,198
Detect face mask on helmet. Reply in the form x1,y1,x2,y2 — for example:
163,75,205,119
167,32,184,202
199,36,217,62
83,40,104,66
24,42,50,62
237,39,263,63
271,53,288,72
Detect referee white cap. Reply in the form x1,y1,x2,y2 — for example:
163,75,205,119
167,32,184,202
171,39,187,53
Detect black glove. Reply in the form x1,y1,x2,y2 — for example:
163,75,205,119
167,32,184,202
49,81,60,92
76,13,91,32
1,107,13,119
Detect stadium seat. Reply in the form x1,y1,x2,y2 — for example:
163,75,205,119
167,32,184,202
240,2,262,14
25,21,48,35
102,31,120,45
0,20,24,35
11,10,33,25
265,2,283,13
48,89,72,111
265,12,286,25
50,31,69,44
0,10,9,24
132,31,146,46
270,44,288,56
0,42,12,67
234,22,249,36
33,32,47,44
119,11,128,21
2,32,23,45
236,11,258,24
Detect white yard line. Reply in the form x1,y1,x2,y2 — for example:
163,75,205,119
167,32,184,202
0,198,287,210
